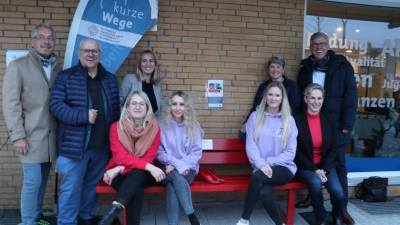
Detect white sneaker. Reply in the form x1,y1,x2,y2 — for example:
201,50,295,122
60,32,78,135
236,220,249,225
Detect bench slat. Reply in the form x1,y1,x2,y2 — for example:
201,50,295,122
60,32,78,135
199,151,249,164
96,177,306,193
206,138,245,151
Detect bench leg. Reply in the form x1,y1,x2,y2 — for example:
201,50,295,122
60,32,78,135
123,207,126,225
285,189,296,225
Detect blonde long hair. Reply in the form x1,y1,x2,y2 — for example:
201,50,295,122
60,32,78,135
253,81,291,151
136,50,160,84
118,91,154,130
159,91,204,145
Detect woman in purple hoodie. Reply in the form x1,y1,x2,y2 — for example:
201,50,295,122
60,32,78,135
156,91,204,225
236,81,298,225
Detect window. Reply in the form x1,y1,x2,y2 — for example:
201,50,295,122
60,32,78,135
305,0,400,172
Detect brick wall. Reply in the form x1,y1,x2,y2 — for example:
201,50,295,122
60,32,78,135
0,0,305,207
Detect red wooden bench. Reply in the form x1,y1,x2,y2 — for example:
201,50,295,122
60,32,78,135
96,138,306,225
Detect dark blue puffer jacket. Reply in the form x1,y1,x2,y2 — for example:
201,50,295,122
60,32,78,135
297,50,358,145
50,62,120,159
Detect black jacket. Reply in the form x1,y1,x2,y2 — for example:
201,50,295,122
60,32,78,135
297,50,357,145
244,75,301,123
294,111,338,173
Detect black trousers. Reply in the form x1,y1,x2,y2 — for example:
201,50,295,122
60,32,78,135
241,166,293,225
111,169,155,225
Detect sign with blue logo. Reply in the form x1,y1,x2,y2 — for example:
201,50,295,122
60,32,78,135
64,0,158,74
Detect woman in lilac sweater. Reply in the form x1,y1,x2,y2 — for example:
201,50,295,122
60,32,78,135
237,81,298,225
156,91,203,225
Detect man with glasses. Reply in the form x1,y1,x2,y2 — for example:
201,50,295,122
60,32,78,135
50,39,120,225
297,32,358,225
3,23,61,225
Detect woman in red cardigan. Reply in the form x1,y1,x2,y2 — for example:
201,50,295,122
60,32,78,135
99,91,164,225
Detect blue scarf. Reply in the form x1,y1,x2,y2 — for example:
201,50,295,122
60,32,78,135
310,50,333,73
32,47,56,67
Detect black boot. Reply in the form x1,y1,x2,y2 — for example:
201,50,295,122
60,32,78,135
188,212,200,225
99,204,123,225
332,217,344,225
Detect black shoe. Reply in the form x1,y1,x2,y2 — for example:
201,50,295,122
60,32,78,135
99,204,123,225
36,214,55,225
78,216,98,225
332,218,344,225
295,196,311,208
37,219,55,225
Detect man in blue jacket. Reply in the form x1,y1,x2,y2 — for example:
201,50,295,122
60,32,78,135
297,32,358,225
50,39,120,225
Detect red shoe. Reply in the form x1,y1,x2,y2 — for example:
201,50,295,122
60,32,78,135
198,168,220,184
205,167,225,183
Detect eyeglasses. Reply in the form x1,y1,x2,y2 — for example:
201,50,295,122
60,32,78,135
33,36,55,42
130,101,147,107
80,49,101,56
311,42,328,47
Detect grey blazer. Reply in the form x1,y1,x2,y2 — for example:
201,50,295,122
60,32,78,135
119,74,165,118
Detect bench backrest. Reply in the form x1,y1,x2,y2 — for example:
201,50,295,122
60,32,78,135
199,139,250,164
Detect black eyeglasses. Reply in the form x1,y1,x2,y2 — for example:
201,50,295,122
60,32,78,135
311,42,328,47
80,49,101,56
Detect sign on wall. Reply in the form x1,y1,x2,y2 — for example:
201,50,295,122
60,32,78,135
6,50,29,67
207,80,224,108
63,0,158,74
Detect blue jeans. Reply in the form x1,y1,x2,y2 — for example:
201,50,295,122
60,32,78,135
160,168,196,225
57,147,109,225
295,168,344,224
241,166,293,225
335,143,348,209
21,162,51,225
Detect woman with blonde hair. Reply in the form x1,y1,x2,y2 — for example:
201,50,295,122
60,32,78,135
156,90,203,225
294,83,344,225
119,50,165,117
237,81,298,225
238,56,301,143
99,91,165,225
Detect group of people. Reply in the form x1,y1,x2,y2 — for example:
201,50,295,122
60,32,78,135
236,32,357,225
3,23,203,225
2,22,358,225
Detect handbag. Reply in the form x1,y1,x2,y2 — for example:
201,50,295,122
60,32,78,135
355,176,388,202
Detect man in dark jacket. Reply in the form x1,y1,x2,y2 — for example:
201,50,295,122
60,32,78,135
296,32,357,225
50,39,120,225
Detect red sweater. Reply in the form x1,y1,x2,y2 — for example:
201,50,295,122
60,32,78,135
106,122,161,174
306,110,322,165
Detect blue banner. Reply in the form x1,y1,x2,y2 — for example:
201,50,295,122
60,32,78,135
64,0,158,74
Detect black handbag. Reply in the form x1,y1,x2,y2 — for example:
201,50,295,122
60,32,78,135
355,176,388,202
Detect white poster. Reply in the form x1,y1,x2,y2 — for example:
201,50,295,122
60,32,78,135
6,50,29,67
207,80,223,108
